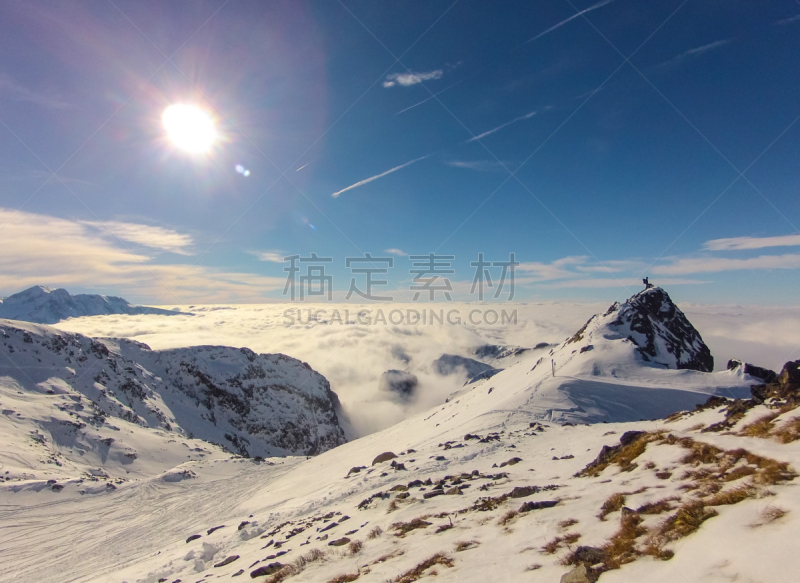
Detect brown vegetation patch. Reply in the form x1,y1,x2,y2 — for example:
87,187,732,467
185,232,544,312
542,533,581,554
598,493,626,521
390,517,431,537
392,553,454,583
636,497,679,515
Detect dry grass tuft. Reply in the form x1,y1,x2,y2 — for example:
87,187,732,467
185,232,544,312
266,566,296,583
372,549,404,564
598,493,626,520
455,540,479,552
347,540,363,555
293,548,326,569
636,497,679,515
706,486,755,506
392,553,454,583
655,471,672,480
542,533,581,554
740,412,781,437
598,512,646,569
655,501,718,543
498,510,518,526
775,417,800,443
751,505,787,527
558,518,579,529
327,573,360,583
367,526,383,539
390,517,431,537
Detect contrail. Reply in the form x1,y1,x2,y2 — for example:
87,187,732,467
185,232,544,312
296,163,310,171
527,0,616,43
467,110,537,143
331,155,429,198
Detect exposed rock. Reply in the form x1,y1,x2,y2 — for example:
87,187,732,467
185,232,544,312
572,546,606,565
560,563,598,583
465,368,503,385
378,370,418,401
186,534,201,543
433,354,494,378
250,562,284,577
445,487,463,495
499,457,522,467
327,537,351,547
751,360,800,403
214,555,239,567
508,486,539,499
207,525,225,535
474,344,529,360
372,452,398,465
727,359,777,383
518,500,558,512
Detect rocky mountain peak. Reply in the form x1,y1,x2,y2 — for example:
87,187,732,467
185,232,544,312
565,287,714,373
610,287,713,372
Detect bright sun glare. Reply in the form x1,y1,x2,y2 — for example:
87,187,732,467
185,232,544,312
162,104,216,154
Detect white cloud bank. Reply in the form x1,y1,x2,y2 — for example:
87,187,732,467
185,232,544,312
0,208,283,303
703,234,800,251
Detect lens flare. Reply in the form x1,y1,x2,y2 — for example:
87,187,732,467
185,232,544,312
162,104,216,154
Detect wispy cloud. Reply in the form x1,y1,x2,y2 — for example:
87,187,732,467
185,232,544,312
80,220,194,255
527,0,616,43
0,208,283,303
0,72,72,109
775,14,800,26
704,234,800,251
659,39,731,67
517,256,589,281
384,248,407,256
331,155,429,198
251,250,286,263
653,254,800,275
383,70,443,88
445,160,504,172
467,110,538,143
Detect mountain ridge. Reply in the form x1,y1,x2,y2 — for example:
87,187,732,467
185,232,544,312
0,285,185,324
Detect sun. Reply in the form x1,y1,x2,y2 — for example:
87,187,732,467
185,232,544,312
162,104,216,154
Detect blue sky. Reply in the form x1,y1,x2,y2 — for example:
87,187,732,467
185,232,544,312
0,0,799,305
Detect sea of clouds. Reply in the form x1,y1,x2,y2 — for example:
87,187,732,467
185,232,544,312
55,301,800,438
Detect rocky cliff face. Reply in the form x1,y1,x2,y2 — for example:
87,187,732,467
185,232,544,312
0,319,346,457
567,287,714,372
0,285,183,324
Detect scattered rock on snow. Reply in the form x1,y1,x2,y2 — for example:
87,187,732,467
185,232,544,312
560,563,598,583
372,452,398,465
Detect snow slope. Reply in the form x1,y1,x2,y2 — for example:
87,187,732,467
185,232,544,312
2,364,798,583
0,286,183,324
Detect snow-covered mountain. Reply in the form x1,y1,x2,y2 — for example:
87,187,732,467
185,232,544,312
0,319,346,481
0,285,183,324
2,287,791,583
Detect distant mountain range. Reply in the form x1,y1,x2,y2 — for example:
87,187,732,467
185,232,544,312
0,285,185,324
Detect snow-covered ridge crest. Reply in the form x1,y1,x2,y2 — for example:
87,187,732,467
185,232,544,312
0,285,185,324
0,319,346,459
